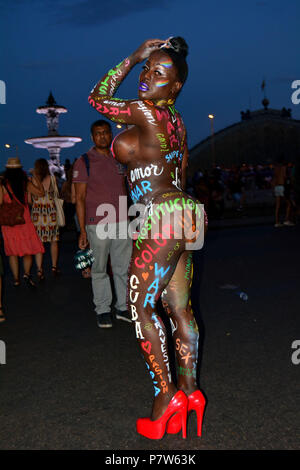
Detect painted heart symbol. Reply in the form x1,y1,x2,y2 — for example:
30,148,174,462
149,265,154,270
142,272,149,281
142,341,152,354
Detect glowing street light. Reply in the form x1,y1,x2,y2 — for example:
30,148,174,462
4,143,18,156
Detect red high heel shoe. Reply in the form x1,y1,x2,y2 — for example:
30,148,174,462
166,390,206,436
136,391,188,440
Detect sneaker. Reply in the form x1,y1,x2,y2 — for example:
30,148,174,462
115,310,132,323
96,313,113,328
274,223,283,227
283,221,295,226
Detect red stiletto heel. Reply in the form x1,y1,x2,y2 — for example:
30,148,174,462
136,391,188,440
191,390,206,436
166,390,206,436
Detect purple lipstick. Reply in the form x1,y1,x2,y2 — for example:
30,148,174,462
139,82,149,92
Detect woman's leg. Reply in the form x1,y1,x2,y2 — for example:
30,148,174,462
128,208,198,420
161,251,199,396
22,255,36,287
9,256,19,282
23,255,33,276
130,194,203,420
285,199,291,222
50,241,59,268
35,252,44,272
128,233,182,420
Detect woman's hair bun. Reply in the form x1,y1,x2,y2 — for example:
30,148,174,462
169,37,188,58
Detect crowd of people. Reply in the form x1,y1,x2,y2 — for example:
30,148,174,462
0,115,132,326
186,161,298,223
0,156,68,322
0,153,298,324
0,36,299,442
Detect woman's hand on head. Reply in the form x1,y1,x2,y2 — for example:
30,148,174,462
133,38,166,62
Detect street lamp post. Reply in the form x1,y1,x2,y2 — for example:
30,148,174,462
208,114,215,168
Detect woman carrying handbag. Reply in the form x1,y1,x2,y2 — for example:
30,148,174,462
30,158,63,280
0,157,45,288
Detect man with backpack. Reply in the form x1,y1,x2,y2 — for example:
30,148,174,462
73,120,132,328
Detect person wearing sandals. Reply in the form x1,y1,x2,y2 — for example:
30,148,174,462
30,158,61,280
0,157,45,288
0,254,4,322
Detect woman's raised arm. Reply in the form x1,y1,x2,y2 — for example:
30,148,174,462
88,39,165,126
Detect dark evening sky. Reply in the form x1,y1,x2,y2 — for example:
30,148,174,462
0,0,299,170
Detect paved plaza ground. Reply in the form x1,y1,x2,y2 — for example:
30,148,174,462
0,220,299,451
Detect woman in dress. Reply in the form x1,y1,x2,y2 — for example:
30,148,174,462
0,157,45,287
0,254,4,322
31,158,60,279
88,37,206,439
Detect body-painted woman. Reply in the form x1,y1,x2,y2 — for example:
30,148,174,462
88,37,207,439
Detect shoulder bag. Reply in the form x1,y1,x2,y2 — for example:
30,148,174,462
51,176,65,227
0,184,25,226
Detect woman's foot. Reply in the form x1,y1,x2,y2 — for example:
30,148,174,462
151,385,178,421
13,278,20,287
23,273,36,288
137,391,188,439
37,269,45,281
0,307,5,323
51,266,61,276
167,388,206,436
177,385,199,397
